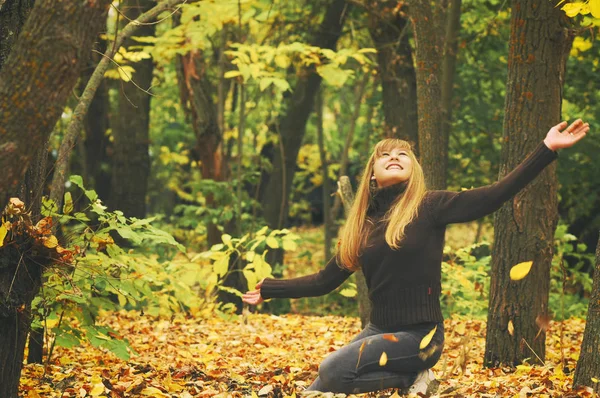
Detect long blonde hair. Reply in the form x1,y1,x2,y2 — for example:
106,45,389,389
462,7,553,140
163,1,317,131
337,139,426,271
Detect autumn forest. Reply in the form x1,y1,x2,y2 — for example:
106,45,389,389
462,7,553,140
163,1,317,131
1,0,600,397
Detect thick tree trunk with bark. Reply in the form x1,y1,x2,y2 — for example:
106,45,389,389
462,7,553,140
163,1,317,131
483,0,572,367
368,0,418,146
0,0,33,69
573,234,600,392
0,0,110,211
408,0,446,189
0,1,110,394
260,0,348,233
108,0,156,219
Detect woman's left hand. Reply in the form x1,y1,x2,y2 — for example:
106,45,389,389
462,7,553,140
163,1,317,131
543,119,589,151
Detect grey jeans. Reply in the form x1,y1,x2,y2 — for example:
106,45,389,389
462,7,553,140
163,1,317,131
305,321,444,394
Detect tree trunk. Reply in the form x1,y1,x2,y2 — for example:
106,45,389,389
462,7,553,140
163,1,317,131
338,176,370,327
0,0,34,70
483,0,573,367
330,73,369,223
408,0,445,189
573,233,600,393
82,38,111,201
440,0,461,146
260,0,348,233
108,0,156,219
0,1,110,394
0,0,110,211
316,89,333,260
368,0,418,146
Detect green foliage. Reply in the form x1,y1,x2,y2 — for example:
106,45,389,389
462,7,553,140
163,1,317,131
197,226,301,298
441,243,491,319
550,224,594,320
33,176,200,360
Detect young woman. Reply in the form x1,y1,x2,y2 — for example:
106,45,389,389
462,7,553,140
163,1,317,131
243,120,589,395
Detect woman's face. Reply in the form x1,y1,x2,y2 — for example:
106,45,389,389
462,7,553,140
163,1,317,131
372,147,413,188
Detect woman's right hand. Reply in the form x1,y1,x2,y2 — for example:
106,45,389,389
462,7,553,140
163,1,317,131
242,278,265,305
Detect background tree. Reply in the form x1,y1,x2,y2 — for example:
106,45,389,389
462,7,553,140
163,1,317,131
573,233,600,393
484,0,573,367
108,0,157,219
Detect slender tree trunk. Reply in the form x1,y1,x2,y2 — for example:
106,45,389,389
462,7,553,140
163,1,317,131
260,0,348,234
316,89,332,260
368,0,418,146
483,0,573,367
0,0,111,211
338,176,370,327
408,0,446,190
82,38,111,201
108,0,156,219
573,233,600,393
330,73,369,222
440,0,461,146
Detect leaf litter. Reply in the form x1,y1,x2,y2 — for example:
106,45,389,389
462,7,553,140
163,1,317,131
19,311,596,397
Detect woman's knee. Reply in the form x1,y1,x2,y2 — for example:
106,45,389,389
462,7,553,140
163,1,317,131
317,356,354,392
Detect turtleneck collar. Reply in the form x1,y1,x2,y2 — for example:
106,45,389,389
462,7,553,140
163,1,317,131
368,180,409,217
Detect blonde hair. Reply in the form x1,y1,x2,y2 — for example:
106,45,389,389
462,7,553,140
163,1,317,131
337,139,426,271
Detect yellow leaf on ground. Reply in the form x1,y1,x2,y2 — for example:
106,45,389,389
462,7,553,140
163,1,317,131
258,385,274,396
508,320,514,336
455,322,466,335
89,383,105,396
379,351,388,366
420,325,437,349
141,386,170,397
510,261,533,281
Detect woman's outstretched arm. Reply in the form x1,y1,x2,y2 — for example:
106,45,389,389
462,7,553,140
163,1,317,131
242,255,354,305
428,119,589,226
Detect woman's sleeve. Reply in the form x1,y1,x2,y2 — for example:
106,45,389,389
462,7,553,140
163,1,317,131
260,255,354,299
428,141,558,225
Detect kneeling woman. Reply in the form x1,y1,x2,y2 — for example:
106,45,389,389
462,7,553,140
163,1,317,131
243,120,589,395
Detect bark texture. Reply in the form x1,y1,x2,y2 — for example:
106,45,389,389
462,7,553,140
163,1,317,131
483,0,573,367
0,0,111,211
573,234,600,392
408,0,446,189
368,0,418,146
108,0,156,218
0,0,33,69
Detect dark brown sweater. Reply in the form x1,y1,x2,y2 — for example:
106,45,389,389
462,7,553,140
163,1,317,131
260,141,558,329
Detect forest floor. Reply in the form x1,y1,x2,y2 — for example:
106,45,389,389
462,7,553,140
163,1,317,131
20,311,597,398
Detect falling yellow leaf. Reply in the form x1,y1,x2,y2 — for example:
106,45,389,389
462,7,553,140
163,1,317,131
43,235,59,248
383,334,399,342
379,351,388,366
508,320,514,336
356,340,366,368
510,261,533,281
0,223,7,247
592,377,599,383
419,325,437,349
